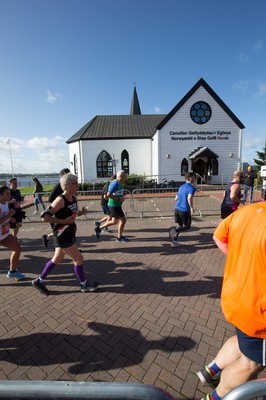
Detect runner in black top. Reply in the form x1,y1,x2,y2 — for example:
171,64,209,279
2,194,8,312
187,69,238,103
42,168,70,248
32,173,98,295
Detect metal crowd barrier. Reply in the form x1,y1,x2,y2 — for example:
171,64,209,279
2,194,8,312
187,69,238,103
20,190,132,219
222,378,266,400
0,381,176,400
131,188,222,217
20,186,264,220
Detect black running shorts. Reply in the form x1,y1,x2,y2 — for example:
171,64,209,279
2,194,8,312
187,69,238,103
108,206,125,219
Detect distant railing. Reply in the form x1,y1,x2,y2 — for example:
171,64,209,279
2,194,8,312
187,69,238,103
0,380,176,400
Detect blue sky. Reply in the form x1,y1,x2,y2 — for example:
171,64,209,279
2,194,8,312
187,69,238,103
0,0,266,175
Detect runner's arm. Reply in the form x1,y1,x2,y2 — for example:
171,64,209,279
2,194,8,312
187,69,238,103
213,235,228,255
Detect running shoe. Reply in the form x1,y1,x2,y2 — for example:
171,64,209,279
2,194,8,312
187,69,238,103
169,227,177,242
116,236,129,242
197,366,220,388
7,270,25,280
80,281,99,292
102,227,110,232
95,226,101,239
42,234,49,248
171,241,179,248
201,394,212,400
32,278,49,296
94,221,100,227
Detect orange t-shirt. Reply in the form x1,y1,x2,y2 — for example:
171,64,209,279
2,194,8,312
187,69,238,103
214,202,266,338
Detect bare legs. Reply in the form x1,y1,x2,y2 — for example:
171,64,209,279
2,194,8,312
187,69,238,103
1,234,21,272
99,216,126,238
211,335,263,398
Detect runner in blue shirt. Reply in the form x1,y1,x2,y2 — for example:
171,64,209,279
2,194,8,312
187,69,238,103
169,172,197,247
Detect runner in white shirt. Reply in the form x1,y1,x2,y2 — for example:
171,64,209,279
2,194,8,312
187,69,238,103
0,185,25,280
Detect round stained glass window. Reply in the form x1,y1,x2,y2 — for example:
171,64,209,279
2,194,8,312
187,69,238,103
190,101,212,124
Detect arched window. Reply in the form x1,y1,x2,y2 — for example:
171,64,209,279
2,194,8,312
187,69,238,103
96,150,113,178
212,158,218,175
73,154,78,175
121,150,129,174
181,158,188,175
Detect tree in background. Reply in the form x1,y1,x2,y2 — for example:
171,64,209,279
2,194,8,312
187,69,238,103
253,143,266,184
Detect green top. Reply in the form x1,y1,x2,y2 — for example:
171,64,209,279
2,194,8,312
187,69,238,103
107,179,124,207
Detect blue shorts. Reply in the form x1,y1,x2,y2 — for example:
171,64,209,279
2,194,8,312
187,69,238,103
236,328,266,365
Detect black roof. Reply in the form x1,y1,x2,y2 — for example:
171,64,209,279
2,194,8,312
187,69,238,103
66,114,166,143
66,78,245,144
156,78,245,130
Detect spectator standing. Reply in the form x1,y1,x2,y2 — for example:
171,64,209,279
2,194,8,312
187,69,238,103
197,201,266,400
243,165,257,203
220,170,244,219
0,185,25,280
169,172,197,247
33,177,45,214
94,170,128,242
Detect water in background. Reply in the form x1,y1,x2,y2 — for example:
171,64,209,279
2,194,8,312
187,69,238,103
1,176,60,187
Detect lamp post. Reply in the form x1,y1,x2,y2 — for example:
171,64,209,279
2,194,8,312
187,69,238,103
7,139,14,177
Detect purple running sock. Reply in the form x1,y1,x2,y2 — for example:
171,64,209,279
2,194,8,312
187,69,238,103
74,265,86,283
41,260,56,280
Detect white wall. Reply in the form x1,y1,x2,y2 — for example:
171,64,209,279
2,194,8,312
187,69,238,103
70,138,152,182
68,142,81,177
157,87,242,184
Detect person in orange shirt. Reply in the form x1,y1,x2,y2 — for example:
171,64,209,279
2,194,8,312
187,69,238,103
197,202,266,400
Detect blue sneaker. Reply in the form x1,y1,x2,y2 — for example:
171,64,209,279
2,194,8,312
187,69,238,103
116,236,129,242
7,270,25,280
94,221,100,227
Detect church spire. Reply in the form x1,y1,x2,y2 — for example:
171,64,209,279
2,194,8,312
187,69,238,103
130,84,141,115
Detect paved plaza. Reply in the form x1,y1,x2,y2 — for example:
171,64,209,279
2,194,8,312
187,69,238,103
0,212,263,399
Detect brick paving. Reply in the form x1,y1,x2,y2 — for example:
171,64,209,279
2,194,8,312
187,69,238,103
0,212,262,399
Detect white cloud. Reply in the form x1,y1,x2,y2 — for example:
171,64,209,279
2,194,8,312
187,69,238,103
46,90,62,104
243,136,264,149
254,83,266,98
237,53,249,63
27,135,66,150
233,79,266,98
252,39,263,52
242,132,265,163
0,136,69,174
233,79,251,92
154,106,162,114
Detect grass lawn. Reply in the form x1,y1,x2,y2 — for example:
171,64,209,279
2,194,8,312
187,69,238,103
19,185,54,195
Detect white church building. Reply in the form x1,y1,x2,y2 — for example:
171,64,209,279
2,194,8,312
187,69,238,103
66,78,245,185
